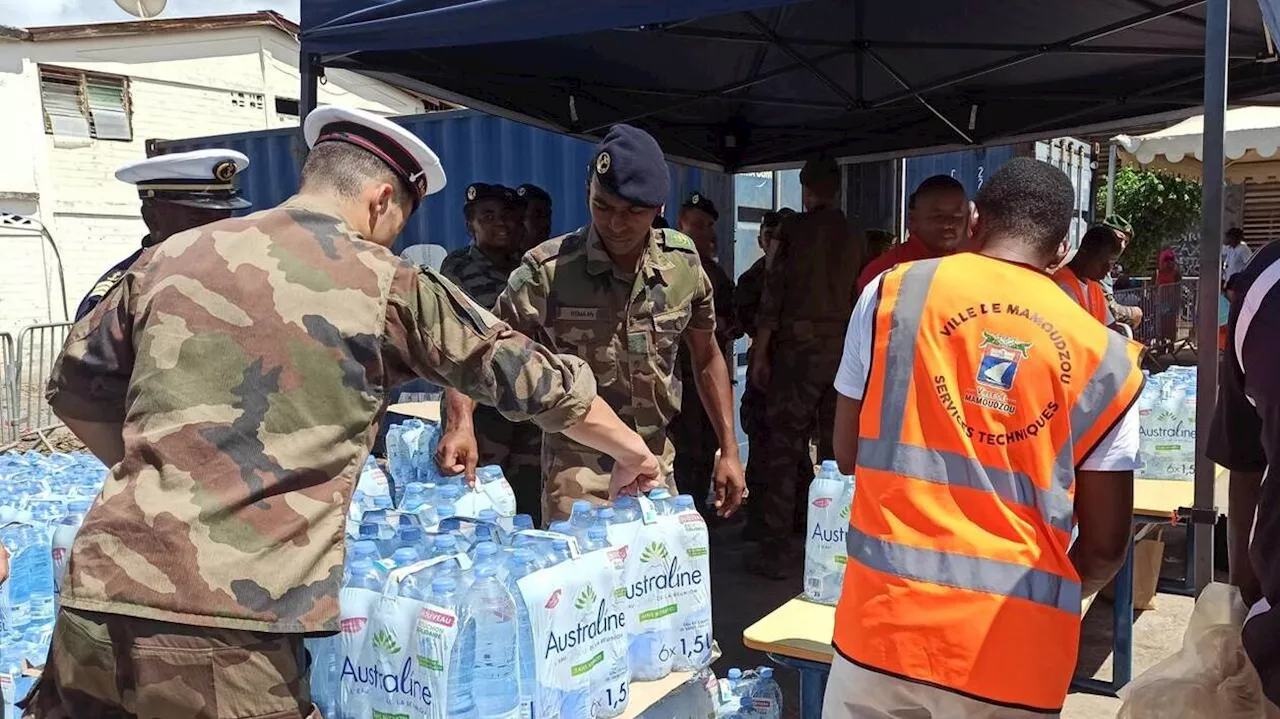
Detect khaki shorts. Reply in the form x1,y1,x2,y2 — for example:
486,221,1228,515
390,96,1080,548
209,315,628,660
21,607,322,719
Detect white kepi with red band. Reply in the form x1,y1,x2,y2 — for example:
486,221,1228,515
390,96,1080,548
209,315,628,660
303,105,447,208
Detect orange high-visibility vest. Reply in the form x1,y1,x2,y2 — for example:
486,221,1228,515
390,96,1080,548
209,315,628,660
834,253,1144,713
1054,265,1109,325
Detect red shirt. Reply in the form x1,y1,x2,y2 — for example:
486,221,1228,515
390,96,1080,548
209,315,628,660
856,236,944,294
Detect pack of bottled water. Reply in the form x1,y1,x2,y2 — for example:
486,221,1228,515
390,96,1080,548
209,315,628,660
805,461,855,606
0,450,109,718
1136,366,1197,481
315,487,721,718
710,667,782,718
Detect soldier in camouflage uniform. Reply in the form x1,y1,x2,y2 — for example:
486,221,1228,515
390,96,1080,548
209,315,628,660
25,106,659,719
735,209,810,539
440,182,546,524
671,192,740,514
440,124,746,523
747,157,864,577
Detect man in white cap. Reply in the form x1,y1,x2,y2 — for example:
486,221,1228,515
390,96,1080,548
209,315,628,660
74,149,252,320
26,106,659,718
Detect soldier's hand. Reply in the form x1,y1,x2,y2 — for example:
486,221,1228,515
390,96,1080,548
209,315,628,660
436,427,479,484
713,452,746,518
609,451,662,499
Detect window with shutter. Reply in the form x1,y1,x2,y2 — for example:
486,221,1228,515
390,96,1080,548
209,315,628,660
39,66,132,142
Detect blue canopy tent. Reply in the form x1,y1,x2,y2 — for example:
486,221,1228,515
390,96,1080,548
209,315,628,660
299,0,1280,608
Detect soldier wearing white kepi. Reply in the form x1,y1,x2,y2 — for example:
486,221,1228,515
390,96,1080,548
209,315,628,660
75,149,252,320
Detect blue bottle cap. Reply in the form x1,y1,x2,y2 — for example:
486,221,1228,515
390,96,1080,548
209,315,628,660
473,541,498,558
478,509,499,522
572,499,592,514
392,547,419,564
594,507,615,519
513,514,534,530
728,668,742,679
432,575,457,594
549,521,572,534
675,495,695,508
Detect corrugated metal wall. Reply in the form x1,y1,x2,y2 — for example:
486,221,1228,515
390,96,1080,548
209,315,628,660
152,109,733,255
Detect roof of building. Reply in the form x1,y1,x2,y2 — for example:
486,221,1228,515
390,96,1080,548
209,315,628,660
20,11,298,42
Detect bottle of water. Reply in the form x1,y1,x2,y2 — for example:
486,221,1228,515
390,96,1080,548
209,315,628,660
510,535,546,570
390,546,420,569
349,539,382,565
402,482,430,512
672,494,712,672
568,500,594,541
805,461,849,605
470,541,501,574
52,499,92,598
612,496,641,523
0,524,36,630
648,488,673,514
583,525,609,552
505,549,539,719
466,563,521,719
23,525,55,624
548,538,574,567
336,558,386,719
433,576,477,719
749,667,782,718
396,525,432,559
473,523,496,548
432,534,465,586
512,514,535,532
592,507,615,532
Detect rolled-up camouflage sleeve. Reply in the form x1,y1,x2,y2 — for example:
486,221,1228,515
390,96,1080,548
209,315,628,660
686,262,717,335
45,275,136,422
383,264,595,433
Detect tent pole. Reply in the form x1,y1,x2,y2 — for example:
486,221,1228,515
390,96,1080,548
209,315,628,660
1106,143,1117,216
1194,0,1229,597
301,50,321,121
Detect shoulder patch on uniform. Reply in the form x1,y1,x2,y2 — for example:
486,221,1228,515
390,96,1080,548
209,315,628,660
507,263,534,292
90,270,126,300
662,230,696,253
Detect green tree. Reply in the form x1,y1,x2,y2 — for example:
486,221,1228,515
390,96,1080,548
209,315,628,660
1095,166,1202,275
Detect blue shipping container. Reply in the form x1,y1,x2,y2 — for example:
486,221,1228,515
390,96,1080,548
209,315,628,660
152,109,733,258
904,144,1019,200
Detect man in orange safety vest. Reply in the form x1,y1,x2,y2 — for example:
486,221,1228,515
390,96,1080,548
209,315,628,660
826,158,1144,717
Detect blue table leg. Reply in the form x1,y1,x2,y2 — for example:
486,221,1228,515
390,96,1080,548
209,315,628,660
767,654,830,719
1072,531,1135,696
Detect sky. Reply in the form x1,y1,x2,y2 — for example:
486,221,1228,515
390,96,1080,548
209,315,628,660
1,0,299,28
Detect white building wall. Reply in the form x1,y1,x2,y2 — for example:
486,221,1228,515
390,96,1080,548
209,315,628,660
0,25,423,335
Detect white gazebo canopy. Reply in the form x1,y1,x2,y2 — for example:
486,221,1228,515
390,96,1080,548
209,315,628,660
1115,106,1280,184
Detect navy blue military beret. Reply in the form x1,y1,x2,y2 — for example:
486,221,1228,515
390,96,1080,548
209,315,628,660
465,182,518,208
516,183,552,205
681,191,718,221
591,124,669,208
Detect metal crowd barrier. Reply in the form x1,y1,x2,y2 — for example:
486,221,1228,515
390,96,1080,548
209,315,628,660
0,331,15,446
1,322,73,451
1112,278,1199,366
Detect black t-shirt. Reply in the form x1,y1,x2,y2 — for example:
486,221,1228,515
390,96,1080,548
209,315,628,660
1207,239,1280,706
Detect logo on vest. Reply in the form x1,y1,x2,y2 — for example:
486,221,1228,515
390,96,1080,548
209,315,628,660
975,331,1031,392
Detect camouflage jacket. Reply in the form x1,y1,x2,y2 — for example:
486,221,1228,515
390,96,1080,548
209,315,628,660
494,225,715,442
439,244,518,310
758,206,863,337
46,194,596,633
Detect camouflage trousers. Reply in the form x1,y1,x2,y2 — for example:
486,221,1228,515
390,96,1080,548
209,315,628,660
670,380,717,514
473,405,544,526
758,337,841,557
541,432,676,524
21,608,320,719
